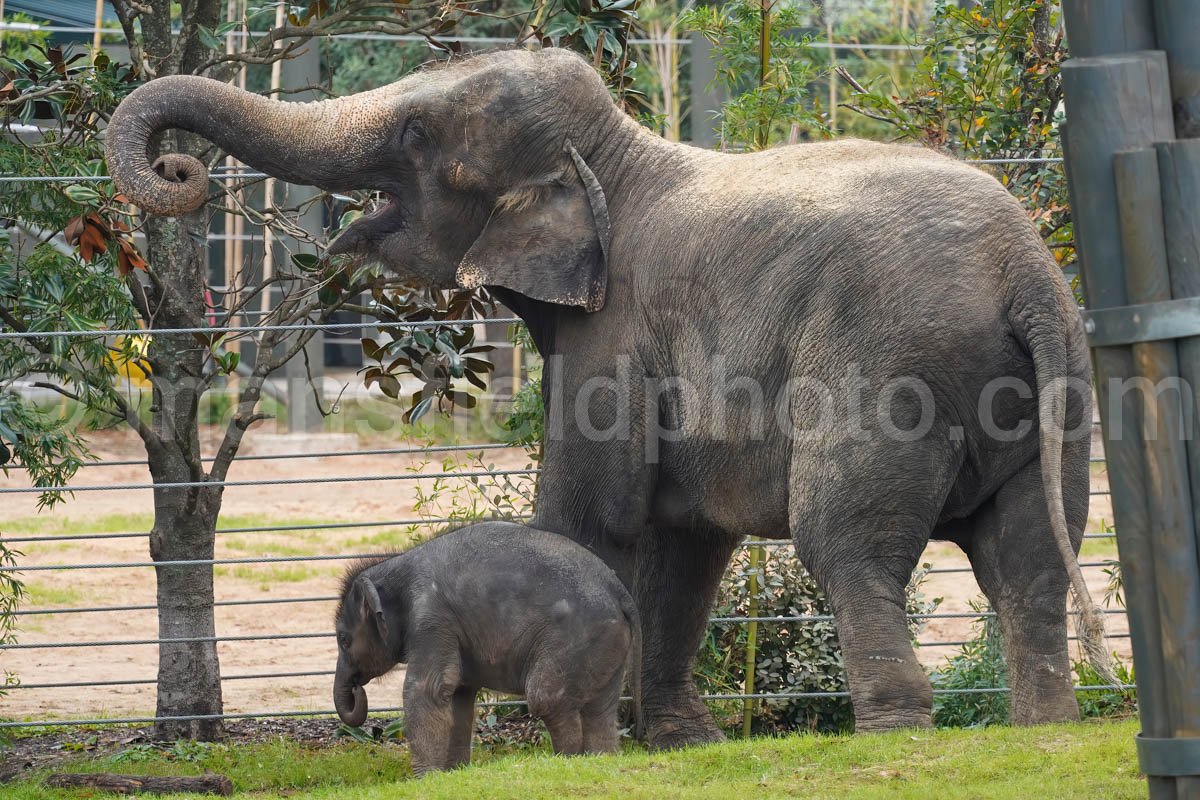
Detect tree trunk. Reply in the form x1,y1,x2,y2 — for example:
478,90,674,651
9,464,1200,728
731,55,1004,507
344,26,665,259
149,484,224,740
137,0,227,741
144,206,227,741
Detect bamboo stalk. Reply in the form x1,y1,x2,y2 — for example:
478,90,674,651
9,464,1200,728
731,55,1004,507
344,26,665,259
826,9,836,130
91,0,104,52
741,544,762,738
259,3,287,322
755,0,771,151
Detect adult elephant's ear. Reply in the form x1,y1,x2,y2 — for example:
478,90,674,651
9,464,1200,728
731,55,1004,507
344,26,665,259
456,142,610,312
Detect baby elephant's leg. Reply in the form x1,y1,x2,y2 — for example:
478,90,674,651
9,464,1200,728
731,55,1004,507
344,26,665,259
541,710,584,755
403,661,465,775
526,663,583,755
580,672,622,755
446,687,478,768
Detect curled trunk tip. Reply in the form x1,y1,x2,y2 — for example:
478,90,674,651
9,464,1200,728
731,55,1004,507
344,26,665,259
334,683,368,727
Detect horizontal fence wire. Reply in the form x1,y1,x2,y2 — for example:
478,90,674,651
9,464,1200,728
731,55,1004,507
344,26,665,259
0,553,1118,573
0,526,1120,545
9,671,338,690
0,318,522,340
0,545,1131,723
5,603,1130,622
0,632,1132,651
2,442,520,471
11,596,340,615
0,516,534,544
0,26,932,51
0,602,1130,649
0,468,538,495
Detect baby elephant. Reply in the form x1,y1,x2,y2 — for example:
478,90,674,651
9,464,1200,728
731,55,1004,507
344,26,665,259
332,521,639,773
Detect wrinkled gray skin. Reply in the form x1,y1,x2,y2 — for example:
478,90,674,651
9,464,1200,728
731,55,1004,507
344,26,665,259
333,522,638,774
106,48,1101,746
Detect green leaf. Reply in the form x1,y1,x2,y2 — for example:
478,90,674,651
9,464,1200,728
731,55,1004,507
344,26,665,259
446,390,477,409
378,374,401,399
361,337,382,361
404,396,433,424
63,184,101,205
290,253,322,272
195,25,223,51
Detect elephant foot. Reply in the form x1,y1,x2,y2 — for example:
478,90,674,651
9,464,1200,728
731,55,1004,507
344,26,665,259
643,699,726,750
1009,660,1080,725
852,708,933,733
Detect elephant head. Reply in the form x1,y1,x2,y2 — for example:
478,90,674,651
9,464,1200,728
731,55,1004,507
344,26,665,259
104,49,618,311
332,572,397,727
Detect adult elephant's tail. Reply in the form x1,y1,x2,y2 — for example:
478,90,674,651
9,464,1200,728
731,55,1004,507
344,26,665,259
1012,268,1117,687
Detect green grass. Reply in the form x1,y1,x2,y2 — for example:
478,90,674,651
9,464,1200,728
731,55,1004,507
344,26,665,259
222,536,325,557
343,527,425,551
21,582,84,607
215,564,332,586
4,512,313,539
1079,535,1119,559
4,513,156,537
322,395,510,444
0,720,1142,800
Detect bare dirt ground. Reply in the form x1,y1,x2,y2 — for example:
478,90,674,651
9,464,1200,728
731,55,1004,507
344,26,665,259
1,427,1128,724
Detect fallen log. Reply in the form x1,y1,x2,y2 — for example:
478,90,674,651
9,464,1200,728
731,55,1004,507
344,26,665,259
45,772,233,795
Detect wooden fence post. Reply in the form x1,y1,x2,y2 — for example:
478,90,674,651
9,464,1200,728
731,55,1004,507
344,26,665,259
1062,4,1200,795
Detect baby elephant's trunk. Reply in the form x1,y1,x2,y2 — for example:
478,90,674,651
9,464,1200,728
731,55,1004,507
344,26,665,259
333,662,369,727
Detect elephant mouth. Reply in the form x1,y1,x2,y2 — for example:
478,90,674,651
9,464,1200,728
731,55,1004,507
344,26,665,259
365,192,398,218
327,192,404,260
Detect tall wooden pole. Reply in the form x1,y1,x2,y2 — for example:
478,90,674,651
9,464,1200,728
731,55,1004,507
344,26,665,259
1061,52,1178,800
1062,3,1200,796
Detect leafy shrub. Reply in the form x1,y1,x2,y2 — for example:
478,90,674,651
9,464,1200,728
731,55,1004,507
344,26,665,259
0,540,22,746
1075,658,1137,720
682,0,828,149
697,547,941,734
930,598,1009,728
930,596,1136,727
335,718,406,744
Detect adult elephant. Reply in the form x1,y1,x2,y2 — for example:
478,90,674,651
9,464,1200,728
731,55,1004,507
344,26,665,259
106,47,1108,746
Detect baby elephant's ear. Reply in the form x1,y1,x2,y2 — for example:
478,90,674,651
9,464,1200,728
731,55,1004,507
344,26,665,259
356,576,387,638
456,142,610,312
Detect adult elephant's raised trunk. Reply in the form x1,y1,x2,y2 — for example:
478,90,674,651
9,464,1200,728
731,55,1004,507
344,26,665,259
333,661,368,727
105,76,405,216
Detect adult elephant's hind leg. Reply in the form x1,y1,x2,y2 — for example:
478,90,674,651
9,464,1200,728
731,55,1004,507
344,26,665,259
636,527,739,750
962,444,1088,725
807,541,934,732
791,440,952,732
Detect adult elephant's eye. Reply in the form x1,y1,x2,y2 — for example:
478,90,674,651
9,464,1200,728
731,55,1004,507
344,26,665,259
402,117,429,151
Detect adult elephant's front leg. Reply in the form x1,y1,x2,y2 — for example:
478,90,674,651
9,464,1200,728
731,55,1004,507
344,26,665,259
635,527,738,749
531,345,655,586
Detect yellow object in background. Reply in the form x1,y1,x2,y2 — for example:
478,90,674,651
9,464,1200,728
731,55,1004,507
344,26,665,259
106,335,152,386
